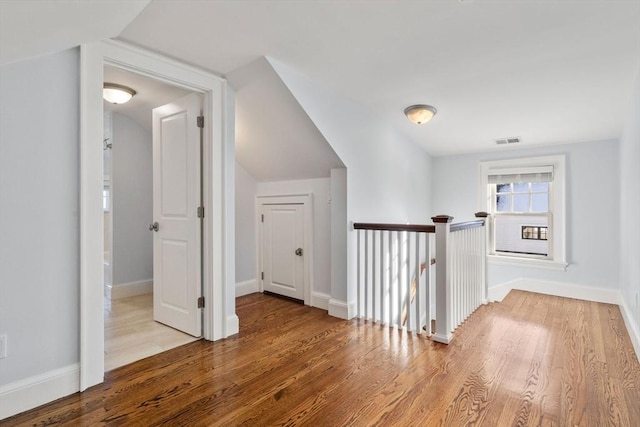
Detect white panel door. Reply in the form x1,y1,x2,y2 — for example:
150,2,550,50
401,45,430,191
152,93,202,337
263,204,305,300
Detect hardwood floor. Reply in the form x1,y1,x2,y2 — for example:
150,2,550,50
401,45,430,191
6,290,639,426
104,294,199,371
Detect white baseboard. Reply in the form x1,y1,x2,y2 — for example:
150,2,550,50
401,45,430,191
236,279,258,297
328,299,356,319
488,278,620,304
106,279,153,300
226,314,240,337
619,297,640,361
311,291,330,310
0,364,79,420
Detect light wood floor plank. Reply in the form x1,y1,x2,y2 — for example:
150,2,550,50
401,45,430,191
104,294,199,371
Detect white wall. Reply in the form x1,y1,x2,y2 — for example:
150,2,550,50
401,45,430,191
235,162,257,284
619,70,640,347
330,168,348,307
269,58,433,315
257,178,333,295
431,139,620,290
0,49,79,385
111,113,153,287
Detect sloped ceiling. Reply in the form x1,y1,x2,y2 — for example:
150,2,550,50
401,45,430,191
2,1,639,157
119,0,640,156
228,58,344,181
0,0,150,65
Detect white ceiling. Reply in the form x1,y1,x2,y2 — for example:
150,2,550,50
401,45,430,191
118,0,640,156
0,0,150,66
104,65,191,132
1,0,639,158
228,58,344,181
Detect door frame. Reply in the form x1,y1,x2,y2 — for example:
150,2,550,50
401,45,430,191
80,40,237,391
256,194,314,305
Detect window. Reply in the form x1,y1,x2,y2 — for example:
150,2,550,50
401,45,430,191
491,175,551,258
480,156,567,270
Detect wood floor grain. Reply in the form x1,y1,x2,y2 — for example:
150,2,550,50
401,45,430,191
4,290,639,426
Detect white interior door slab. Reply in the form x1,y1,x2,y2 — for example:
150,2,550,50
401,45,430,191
152,93,202,337
262,204,305,301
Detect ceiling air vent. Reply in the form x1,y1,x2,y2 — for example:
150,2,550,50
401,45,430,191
495,137,521,145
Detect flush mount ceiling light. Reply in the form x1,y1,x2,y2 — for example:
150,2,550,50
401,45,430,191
404,104,437,125
103,83,136,104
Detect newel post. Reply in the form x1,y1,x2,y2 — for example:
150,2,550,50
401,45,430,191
432,215,453,344
475,212,490,304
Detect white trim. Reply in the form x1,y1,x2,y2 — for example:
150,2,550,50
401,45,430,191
236,279,258,297
328,299,356,319
488,255,568,271
432,332,453,345
106,279,153,300
226,314,240,336
488,278,620,304
80,40,234,392
257,194,314,306
311,291,331,310
0,364,80,420
619,297,640,361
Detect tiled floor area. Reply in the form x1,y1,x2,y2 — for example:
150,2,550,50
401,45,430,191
104,294,199,371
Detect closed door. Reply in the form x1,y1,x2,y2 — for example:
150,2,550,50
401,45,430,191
151,93,202,337
262,204,305,301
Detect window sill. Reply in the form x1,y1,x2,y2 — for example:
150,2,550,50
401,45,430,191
488,254,568,271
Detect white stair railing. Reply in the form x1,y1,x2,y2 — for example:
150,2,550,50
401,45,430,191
355,224,433,335
354,212,488,344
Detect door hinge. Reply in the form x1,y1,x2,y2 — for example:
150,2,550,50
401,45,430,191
197,116,204,128
261,214,264,223
197,296,205,308
261,272,264,280
197,206,205,218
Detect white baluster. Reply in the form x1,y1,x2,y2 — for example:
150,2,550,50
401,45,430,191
380,230,384,325
364,230,369,320
357,229,361,318
432,215,453,344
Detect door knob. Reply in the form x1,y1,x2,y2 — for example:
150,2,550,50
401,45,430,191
295,248,303,256
149,222,159,232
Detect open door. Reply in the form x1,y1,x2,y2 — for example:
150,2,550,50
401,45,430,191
151,93,202,337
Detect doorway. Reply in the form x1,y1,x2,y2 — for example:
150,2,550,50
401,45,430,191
102,66,201,371
81,40,236,391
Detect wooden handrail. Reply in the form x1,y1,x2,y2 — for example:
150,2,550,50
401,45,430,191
353,223,436,233
354,218,486,233
450,220,485,232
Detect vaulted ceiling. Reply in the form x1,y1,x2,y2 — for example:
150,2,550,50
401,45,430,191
2,0,639,160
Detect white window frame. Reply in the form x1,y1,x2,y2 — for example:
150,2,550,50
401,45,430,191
479,155,567,271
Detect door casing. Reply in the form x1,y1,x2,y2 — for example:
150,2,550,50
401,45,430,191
257,194,313,305
80,40,237,391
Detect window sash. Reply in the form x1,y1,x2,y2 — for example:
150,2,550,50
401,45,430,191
487,166,553,184
491,212,552,260
492,183,551,213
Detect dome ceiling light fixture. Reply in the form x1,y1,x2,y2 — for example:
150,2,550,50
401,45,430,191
103,83,136,104
404,104,437,125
